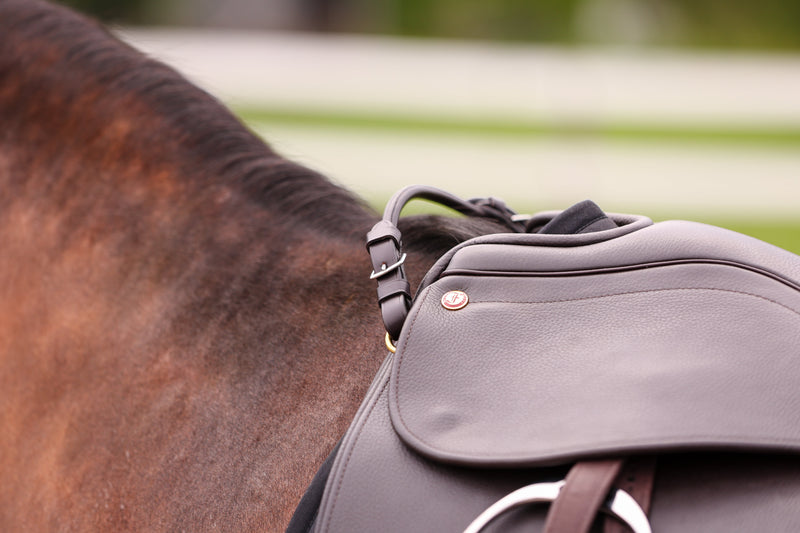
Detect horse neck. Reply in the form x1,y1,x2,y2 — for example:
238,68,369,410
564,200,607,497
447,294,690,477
0,188,387,531
0,0,377,238
0,1,394,529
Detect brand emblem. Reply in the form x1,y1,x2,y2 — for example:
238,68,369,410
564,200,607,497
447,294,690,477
441,290,469,310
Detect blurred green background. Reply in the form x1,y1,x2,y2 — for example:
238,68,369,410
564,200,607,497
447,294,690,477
62,0,800,253
61,0,800,50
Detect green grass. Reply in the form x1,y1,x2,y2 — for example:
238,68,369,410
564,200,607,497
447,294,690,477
695,220,800,255
238,106,800,147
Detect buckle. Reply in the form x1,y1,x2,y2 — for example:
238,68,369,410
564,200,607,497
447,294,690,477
463,480,651,533
369,253,407,280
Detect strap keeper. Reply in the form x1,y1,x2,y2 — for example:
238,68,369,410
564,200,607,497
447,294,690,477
366,220,402,248
376,279,411,303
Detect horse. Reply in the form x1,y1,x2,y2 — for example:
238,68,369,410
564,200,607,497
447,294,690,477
0,0,505,529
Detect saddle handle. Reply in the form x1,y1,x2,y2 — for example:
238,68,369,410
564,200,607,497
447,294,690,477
366,185,522,342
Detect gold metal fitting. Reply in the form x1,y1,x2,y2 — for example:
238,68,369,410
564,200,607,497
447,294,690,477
385,332,397,353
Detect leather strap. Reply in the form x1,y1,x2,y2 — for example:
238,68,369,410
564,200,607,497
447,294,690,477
381,186,519,227
604,457,657,533
543,459,624,533
367,185,522,340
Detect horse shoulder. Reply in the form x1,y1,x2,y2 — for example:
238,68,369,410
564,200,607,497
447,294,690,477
0,0,393,530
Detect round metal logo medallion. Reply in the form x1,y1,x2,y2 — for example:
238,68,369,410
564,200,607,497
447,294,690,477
441,290,469,310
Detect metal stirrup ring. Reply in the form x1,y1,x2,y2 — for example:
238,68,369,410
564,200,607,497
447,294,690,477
463,480,651,533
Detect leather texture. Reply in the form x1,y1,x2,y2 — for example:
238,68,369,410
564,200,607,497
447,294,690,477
543,459,623,533
441,220,800,284
313,360,564,533
392,262,800,465
315,213,800,532
416,212,653,291
605,457,657,533
315,368,800,532
367,185,523,339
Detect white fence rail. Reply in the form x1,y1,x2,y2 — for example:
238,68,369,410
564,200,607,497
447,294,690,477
119,28,800,217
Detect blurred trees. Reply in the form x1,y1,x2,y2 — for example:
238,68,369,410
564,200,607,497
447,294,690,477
389,0,800,49
60,0,149,23
58,0,800,50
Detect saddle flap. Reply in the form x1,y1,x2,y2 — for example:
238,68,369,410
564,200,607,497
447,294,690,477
389,221,800,467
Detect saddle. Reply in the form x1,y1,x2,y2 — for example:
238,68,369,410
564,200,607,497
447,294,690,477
290,185,800,532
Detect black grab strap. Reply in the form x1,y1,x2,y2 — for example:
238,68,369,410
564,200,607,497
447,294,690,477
366,185,523,341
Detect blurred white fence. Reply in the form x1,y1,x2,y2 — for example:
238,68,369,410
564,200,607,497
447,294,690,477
118,28,800,217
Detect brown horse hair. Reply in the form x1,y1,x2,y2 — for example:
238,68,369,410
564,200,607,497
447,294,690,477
0,0,506,530
0,0,377,239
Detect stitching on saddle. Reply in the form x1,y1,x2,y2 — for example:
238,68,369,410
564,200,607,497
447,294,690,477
393,286,800,459
393,284,438,448
471,287,800,316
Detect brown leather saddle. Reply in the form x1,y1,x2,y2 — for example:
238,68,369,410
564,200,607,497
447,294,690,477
293,185,800,533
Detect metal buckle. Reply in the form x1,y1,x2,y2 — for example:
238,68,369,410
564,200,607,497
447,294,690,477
462,480,651,533
369,253,407,280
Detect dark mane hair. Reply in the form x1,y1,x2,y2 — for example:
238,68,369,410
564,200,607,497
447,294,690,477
0,2,520,529
0,0,377,239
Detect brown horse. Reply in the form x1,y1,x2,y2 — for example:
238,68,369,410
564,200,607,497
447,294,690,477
0,0,502,530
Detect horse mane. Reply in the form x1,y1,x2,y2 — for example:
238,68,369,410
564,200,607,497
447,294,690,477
0,2,511,529
0,0,508,255
0,0,376,239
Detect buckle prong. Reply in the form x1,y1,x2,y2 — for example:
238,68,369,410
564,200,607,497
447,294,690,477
369,253,407,280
